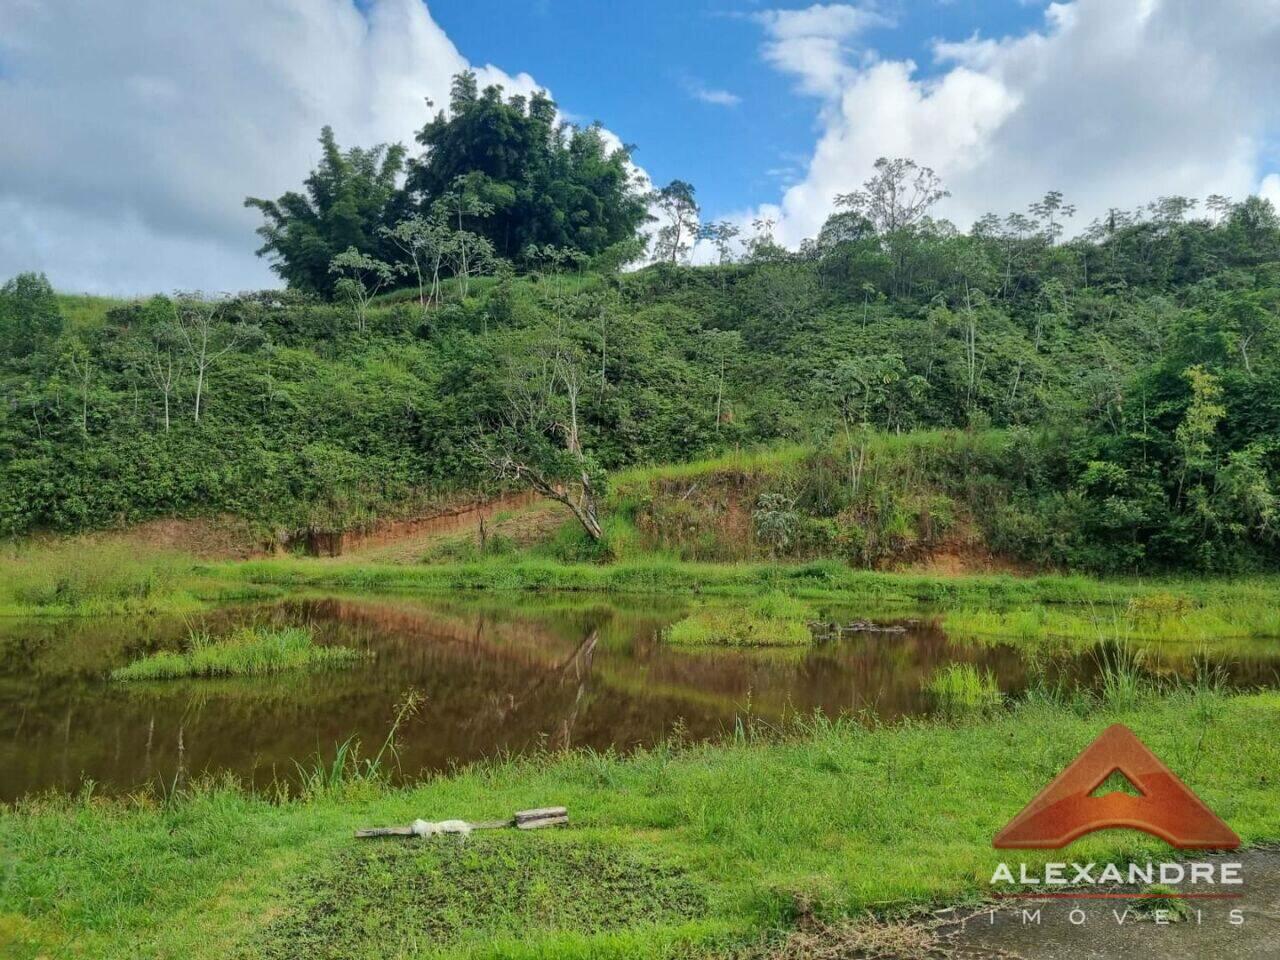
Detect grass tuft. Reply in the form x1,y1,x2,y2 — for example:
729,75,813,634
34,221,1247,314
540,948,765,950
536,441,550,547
110,626,364,681
664,592,814,646
1133,884,1193,922
926,663,1002,713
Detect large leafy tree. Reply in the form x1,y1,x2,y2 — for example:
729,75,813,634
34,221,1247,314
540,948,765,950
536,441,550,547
245,127,407,296
0,272,63,361
407,73,650,263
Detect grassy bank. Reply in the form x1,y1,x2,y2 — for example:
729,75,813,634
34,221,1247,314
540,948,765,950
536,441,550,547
7,534,1280,652
224,556,1280,641
0,540,284,617
110,626,365,681
0,541,196,616
2,688,1277,959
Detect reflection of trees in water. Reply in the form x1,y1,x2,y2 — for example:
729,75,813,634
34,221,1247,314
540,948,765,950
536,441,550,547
3,597,1279,800
477,628,599,750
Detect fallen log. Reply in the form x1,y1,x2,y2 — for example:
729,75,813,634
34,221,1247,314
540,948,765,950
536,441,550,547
356,806,568,839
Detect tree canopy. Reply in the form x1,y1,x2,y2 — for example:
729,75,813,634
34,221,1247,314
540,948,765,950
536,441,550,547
246,73,651,296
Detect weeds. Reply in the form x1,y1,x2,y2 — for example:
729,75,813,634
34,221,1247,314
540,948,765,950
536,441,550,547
926,663,1002,713
1096,645,1149,710
664,592,815,646
110,625,364,681
293,689,424,797
1133,885,1193,922
0,540,191,614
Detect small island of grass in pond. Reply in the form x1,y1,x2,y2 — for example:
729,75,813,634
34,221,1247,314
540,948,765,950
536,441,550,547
664,592,815,647
926,662,1003,713
111,626,365,681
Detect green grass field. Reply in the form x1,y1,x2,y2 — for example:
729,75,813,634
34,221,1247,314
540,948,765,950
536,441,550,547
3,686,1277,959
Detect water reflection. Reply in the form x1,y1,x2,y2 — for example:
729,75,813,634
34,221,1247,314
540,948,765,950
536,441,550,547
1,595,1276,800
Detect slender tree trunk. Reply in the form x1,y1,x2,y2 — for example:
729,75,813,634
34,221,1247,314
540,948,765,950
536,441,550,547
715,356,725,433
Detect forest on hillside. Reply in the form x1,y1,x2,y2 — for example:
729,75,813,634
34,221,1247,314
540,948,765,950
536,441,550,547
2,75,1279,572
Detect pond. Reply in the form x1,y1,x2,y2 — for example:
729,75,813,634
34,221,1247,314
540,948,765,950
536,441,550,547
3,593,1278,801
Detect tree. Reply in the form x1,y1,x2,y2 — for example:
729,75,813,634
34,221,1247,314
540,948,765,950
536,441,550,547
834,157,949,235
175,298,241,424
381,214,450,309
438,183,497,300
131,297,183,431
329,248,398,333
1217,289,1279,374
1028,190,1076,243
835,158,949,295
59,335,93,436
476,332,607,542
652,180,699,264
409,77,649,262
0,272,63,361
246,127,406,296
1174,364,1225,505
698,220,741,266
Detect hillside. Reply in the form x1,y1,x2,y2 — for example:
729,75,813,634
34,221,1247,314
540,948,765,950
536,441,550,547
3,193,1280,573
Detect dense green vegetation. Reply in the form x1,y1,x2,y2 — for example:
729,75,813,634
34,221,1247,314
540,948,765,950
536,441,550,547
926,663,1002,713
244,72,649,297
4,685,1276,959
110,625,363,681
3,81,1280,572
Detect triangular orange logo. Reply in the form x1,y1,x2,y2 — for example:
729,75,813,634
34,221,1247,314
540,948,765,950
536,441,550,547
993,724,1239,849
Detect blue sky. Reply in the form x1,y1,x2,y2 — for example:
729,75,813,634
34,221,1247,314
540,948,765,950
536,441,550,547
2,0,1279,292
429,1,1051,218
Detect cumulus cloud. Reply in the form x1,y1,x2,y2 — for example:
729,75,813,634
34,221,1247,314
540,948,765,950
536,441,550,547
753,3,893,97
748,0,1280,249
0,0,542,294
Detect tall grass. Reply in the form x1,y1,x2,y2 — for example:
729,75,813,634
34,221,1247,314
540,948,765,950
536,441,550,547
664,592,815,647
293,690,424,797
1095,645,1150,710
110,625,364,681
944,590,1280,645
926,663,1002,713
0,540,191,614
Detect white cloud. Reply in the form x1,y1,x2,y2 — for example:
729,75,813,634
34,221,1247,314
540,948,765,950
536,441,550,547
688,83,742,108
748,0,1280,249
0,0,545,294
1262,174,1280,211
754,3,893,97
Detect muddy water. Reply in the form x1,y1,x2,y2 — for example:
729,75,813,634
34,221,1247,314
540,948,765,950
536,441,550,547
2,595,1278,801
